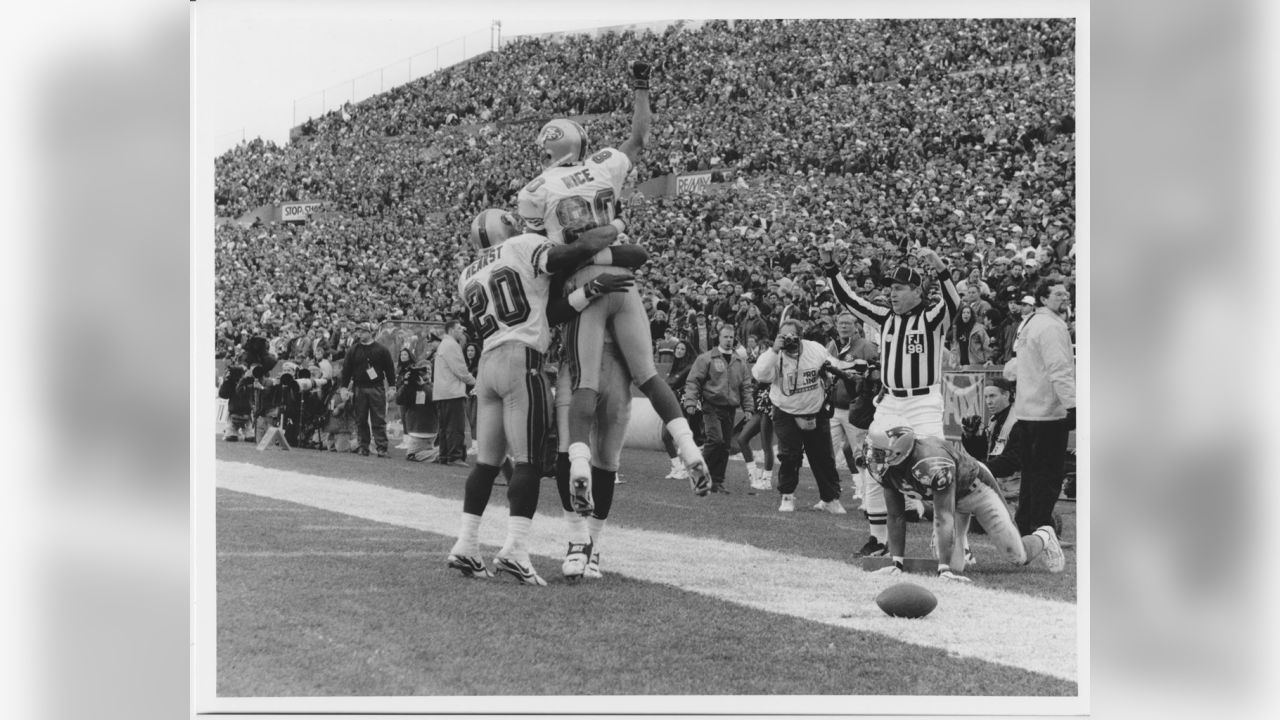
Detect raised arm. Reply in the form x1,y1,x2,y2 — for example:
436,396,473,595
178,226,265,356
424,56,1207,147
618,61,652,164
819,243,891,328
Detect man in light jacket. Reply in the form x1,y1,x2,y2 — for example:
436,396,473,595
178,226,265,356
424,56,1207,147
434,321,477,465
1005,280,1077,536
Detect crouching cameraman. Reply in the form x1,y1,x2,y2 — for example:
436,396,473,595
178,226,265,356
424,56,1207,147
396,359,439,462
217,365,254,441
751,319,859,513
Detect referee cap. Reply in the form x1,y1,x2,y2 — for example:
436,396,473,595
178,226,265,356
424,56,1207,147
888,265,923,287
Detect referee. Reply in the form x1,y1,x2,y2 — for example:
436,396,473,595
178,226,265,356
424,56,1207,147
820,243,960,556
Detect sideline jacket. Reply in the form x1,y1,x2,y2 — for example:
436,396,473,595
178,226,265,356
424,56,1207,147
684,348,754,413
1011,308,1076,421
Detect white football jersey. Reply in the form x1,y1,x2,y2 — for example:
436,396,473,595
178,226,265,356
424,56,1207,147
457,233,556,354
517,146,632,245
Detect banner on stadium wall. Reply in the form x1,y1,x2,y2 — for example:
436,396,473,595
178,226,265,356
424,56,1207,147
278,202,325,223
942,370,993,441
675,172,714,194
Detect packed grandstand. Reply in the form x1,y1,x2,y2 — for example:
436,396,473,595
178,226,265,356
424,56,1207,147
214,18,1076,366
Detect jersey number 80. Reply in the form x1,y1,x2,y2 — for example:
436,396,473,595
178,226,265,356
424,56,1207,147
555,188,616,238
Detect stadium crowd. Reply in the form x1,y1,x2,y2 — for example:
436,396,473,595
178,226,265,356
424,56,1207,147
215,17,1076,369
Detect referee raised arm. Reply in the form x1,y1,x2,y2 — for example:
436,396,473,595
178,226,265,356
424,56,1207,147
819,244,960,438
819,243,961,558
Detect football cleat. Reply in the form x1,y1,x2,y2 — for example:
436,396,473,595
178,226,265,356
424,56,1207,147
814,499,848,515
778,494,796,512
964,547,977,567
493,554,547,586
583,551,603,579
536,118,589,168
561,541,593,581
446,554,494,579
855,537,889,558
1035,525,1066,573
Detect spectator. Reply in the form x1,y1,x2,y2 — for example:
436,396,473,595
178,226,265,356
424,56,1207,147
961,376,1023,500
341,322,396,457
217,365,253,442
661,339,700,478
433,320,476,466
1006,280,1076,537
683,325,755,494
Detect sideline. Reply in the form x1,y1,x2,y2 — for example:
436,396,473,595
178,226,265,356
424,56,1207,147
216,459,1077,682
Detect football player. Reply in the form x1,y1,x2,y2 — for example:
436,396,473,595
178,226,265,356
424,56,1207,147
446,209,641,586
864,421,1066,582
517,60,708,516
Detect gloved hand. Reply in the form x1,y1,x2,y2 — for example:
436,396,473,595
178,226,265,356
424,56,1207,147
630,60,652,90
961,414,983,438
585,273,635,299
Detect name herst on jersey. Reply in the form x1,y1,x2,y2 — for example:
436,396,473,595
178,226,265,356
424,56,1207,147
517,147,632,246
458,234,555,354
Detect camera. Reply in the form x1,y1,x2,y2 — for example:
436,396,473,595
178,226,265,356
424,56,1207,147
781,334,801,353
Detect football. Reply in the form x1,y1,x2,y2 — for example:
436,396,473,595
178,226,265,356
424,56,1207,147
875,582,938,619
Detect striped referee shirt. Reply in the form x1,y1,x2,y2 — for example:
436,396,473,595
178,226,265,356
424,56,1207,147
826,269,960,393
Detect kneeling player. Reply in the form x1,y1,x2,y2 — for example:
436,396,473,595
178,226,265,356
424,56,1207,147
865,422,1065,581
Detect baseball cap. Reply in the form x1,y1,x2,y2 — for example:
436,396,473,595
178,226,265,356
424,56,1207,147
888,265,923,287
1005,242,1019,252
1019,295,1036,306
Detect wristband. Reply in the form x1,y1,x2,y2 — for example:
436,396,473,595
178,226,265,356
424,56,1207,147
610,218,627,234
592,248,614,266
567,288,591,311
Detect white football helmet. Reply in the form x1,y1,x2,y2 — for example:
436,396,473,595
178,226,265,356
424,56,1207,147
469,209,522,250
536,118,589,168
866,425,916,477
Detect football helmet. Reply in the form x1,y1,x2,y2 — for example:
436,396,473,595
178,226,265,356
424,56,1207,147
536,118,589,168
469,209,522,250
866,425,916,477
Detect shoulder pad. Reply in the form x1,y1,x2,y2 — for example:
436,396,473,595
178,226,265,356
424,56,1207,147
522,177,546,193
912,456,956,491
590,149,614,164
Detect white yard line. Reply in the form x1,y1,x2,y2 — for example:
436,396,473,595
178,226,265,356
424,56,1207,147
217,460,1077,682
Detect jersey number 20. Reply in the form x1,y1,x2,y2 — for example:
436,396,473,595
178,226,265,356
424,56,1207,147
464,267,530,341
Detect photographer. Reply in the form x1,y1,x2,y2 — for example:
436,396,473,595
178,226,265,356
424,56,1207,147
217,365,253,442
395,359,440,462
752,319,857,514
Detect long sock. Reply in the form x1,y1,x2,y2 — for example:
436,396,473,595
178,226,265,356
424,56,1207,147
568,389,600,446
506,462,542,519
554,452,573,511
462,463,503,516
450,513,483,556
590,466,616,519
587,516,607,551
867,511,888,543
501,515,534,565
638,376,684,424
563,510,590,544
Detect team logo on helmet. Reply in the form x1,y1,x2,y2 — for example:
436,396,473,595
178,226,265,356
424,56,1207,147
866,425,916,477
469,209,521,250
912,456,955,491
537,119,588,168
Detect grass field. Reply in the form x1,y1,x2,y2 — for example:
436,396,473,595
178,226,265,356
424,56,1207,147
209,439,1080,706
